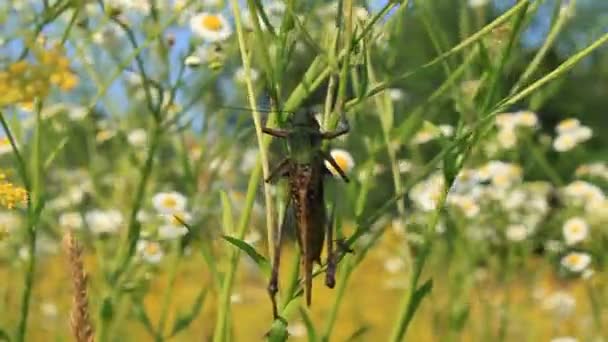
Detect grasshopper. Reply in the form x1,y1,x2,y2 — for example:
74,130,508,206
263,109,350,318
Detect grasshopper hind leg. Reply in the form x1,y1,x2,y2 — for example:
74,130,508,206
325,206,337,289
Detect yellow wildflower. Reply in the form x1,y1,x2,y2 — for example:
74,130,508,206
0,171,28,209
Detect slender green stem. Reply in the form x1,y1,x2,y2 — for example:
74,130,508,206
16,101,44,342
228,0,276,266
321,258,353,342
156,242,181,341
510,0,574,95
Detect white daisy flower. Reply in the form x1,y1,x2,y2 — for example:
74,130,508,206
324,149,355,177
234,67,259,84
410,174,445,211
230,293,242,303
127,128,147,148
383,257,404,274
542,291,576,319
59,212,83,230
287,322,306,337
562,181,605,206
389,88,405,101
556,118,581,134
40,302,58,318
562,217,588,245
85,209,123,235
561,251,591,272
190,12,232,42
515,111,538,127
152,191,187,214
505,224,529,242
158,211,191,240
447,194,480,218
137,240,164,264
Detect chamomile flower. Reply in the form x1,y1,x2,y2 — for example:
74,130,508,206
562,217,588,245
561,251,591,272
384,257,404,274
127,128,147,148
59,212,83,230
158,211,191,240
542,291,576,319
234,67,259,84
556,118,580,134
515,111,538,127
553,119,592,152
505,224,529,242
85,209,123,235
137,240,164,264
152,191,187,214
575,162,608,181
190,12,232,42
324,149,355,177
497,128,517,149
553,133,578,152
410,174,445,211
448,194,480,218
562,180,605,206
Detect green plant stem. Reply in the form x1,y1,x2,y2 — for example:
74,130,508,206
16,101,44,342
228,0,276,266
321,257,353,342
156,241,182,341
213,162,263,342
510,0,574,95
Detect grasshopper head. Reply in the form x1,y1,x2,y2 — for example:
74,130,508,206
290,109,320,130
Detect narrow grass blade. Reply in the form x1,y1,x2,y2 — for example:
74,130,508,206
170,288,208,337
222,235,271,277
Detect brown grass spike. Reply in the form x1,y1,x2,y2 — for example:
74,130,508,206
63,230,95,342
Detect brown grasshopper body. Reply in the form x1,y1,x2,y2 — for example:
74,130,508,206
263,110,349,317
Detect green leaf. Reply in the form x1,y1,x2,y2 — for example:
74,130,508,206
266,318,289,342
299,306,318,342
100,296,114,321
401,279,433,338
43,136,69,170
222,235,271,276
132,301,155,337
345,325,371,341
0,328,10,342
170,288,208,337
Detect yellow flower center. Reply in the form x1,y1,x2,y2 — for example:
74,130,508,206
162,197,177,209
201,15,223,31
0,137,9,147
565,254,580,265
145,242,160,254
569,224,582,233
170,213,187,226
334,155,349,173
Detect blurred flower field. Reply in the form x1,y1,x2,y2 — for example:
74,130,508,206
1,0,607,341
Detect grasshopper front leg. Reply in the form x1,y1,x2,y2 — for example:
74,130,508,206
321,119,350,139
265,158,291,183
263,127,290,138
